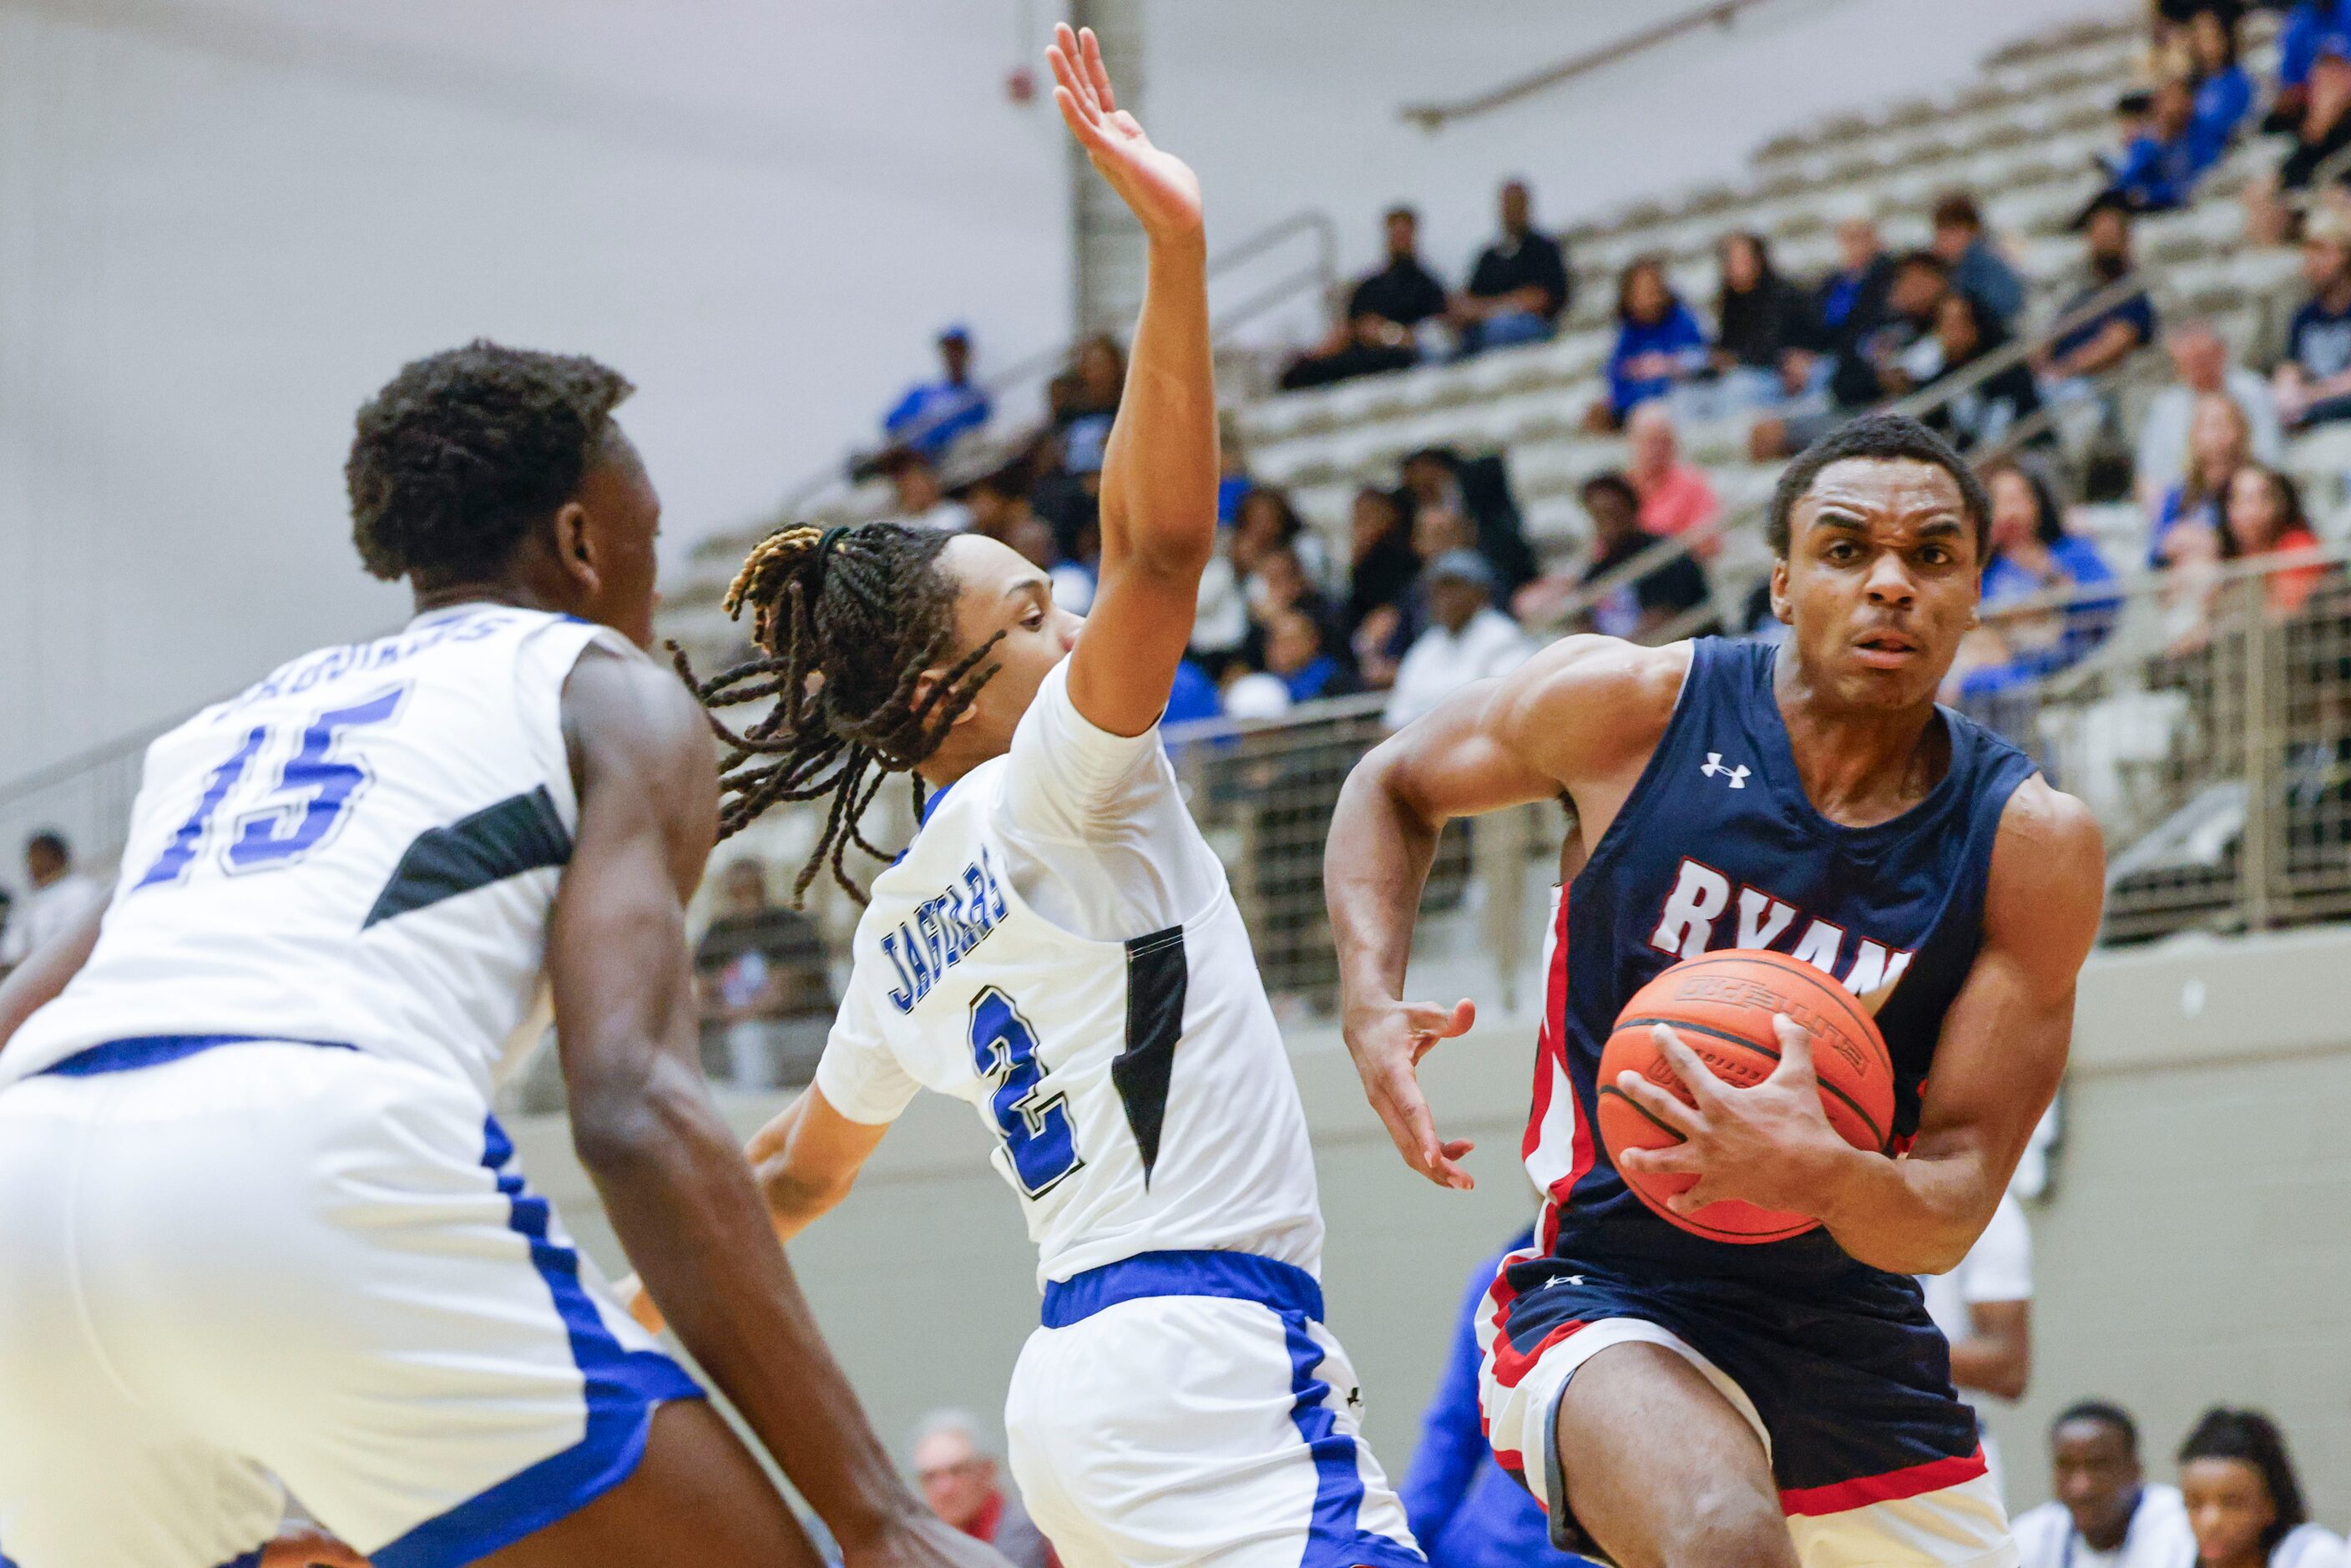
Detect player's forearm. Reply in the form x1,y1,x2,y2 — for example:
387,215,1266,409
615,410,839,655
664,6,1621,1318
0,900,104,1054
1101,232,1216,577
575,1059,920,1547
1947,1323,2030,1401
1813,1143,1996,1276
1327,752,1443,1018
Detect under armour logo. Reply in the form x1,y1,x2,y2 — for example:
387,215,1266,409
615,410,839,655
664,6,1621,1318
1347,1386,1364,1412
1701,752,1750,789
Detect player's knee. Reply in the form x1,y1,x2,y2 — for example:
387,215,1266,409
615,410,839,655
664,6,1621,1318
1654,1477,1797,1568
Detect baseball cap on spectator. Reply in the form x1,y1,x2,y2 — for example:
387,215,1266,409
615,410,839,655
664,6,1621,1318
1424,549,1498,592
938,322,972,346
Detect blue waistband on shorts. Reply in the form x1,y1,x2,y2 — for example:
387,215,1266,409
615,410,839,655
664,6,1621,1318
36,1034,356,1078
1040,1249,1324,1328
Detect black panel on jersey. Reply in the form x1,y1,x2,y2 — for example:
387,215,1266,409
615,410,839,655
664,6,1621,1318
362,786,573,929
1114,925,1187,1184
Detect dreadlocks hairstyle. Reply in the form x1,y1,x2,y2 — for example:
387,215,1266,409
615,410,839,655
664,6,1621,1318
346,339,635,586
673,522,1004,905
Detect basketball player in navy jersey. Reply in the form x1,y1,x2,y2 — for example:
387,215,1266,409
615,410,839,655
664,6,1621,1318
1326,414,2105,1568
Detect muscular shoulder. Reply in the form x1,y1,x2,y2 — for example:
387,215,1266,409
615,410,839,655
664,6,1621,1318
560,641,720,820
1494,635,1691,784
1984,775,2104,994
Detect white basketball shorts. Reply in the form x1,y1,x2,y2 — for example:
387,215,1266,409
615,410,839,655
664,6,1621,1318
0,1036,701,1568
1005,1251,1424,1568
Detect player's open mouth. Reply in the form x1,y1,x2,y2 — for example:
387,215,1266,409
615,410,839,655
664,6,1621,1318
1852,632,1919,668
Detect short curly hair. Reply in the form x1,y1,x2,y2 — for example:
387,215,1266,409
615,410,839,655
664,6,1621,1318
1766,412,1989,558
346,340,635,584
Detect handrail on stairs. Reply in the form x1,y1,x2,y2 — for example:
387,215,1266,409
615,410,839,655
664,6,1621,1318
1398,0,1777,134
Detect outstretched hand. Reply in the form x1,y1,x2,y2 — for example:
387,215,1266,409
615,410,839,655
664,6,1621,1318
1047,23,1202,243
1341,996,1479,1190
1613,1014,1854,1216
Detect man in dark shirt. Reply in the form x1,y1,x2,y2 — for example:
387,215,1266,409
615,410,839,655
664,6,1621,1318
1280,205,1449,390
2039,195,2157,382
1452,180,1571,357
2275,212,2351,427
694,858,836,1089
1514,473,1714,637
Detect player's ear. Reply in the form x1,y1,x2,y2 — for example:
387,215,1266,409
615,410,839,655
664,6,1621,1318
908,665,983,729
550,500,603,599
1768,558,1792,625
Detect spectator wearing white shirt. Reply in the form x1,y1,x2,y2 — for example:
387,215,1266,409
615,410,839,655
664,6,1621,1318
2138,321,2283,507
0,832,104,972
2177,1409,2348,1568
1919,1190,2032,1506
1383,551,1536,731
2014,1402,2198,1568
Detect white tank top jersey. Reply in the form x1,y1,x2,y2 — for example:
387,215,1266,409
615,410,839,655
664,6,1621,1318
815,660,1325,1292
0,605,624,1101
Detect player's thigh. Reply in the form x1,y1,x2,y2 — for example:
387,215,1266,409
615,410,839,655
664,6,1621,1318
479,1401,823,1568
1555,1341,1797,1568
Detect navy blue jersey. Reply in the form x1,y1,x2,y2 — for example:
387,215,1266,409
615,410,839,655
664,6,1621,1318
1520,636,2036,1294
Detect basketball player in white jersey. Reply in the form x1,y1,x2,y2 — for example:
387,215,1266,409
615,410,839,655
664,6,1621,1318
0,342,1004,1568
637,29,1423,1568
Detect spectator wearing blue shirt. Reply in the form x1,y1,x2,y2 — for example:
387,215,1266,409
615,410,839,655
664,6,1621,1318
2186,8,2253,156
880,325,990,461
2100,78,2214,214
1402,1232,1599,1568
1929,192,2025,331
1951,462,2120,702
2273,215,2351,428
1590,256,1707,431
1261,609,1357,705
2151,392,2254,565
2040,197,2156,386
2268,0,2351,129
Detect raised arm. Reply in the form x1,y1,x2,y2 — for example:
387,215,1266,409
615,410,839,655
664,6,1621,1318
552,645,988,1568
1048,24,1217,739
1327,635,1687,1188
1616,776,2104,1273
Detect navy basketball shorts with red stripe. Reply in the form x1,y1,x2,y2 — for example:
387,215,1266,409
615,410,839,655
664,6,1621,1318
1474,1245,2018,1568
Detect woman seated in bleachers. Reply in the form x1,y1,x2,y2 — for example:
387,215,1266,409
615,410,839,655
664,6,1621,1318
1231,484,1334,596
2184,6,2254,153
1698,231,1816,419
1945,461,2120,702
2176,1407,2347,1568
1916,291,2046,454
2151,391,2256,564
2159,463,2330,652
1587,255,1708,432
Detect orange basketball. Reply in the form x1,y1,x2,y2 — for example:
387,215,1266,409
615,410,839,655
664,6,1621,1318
1595,949,1895,1244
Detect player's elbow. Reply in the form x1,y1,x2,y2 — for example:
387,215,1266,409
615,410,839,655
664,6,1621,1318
1980,1344,2030,1403
567,1056,716,1184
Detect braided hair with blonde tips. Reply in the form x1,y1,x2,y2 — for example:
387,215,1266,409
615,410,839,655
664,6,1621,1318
671,522,1004,905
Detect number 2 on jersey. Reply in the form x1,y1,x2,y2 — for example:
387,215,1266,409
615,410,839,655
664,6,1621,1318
134,684,410,890
968,986,1083,1197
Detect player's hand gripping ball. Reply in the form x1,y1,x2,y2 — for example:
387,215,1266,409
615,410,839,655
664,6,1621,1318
1596,949,1894,1242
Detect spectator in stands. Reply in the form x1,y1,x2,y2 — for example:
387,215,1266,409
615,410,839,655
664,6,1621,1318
1592,255,1708,432
2153,392,2255,562
1513,472,1714,637
1919,290,2045,453
1343,486,1420,677
2012,1402,2197,1568
2273,214,2351,428
1625,402,1722,555
1949,462,2121,701
1403,1229,1600,1568
1241,544,1341,672
2248,39,2351,241
1399,445,1537,594
2139,319,2284,504
1803,211,1896,389
958,463,1060,571
873,446,973,534
2186,7,2255,152
1916,1191,2032,1505
1706,230,1816,413
2101,76,2218,214
1282,205,1450,390
1751,250,1949,459
1451,180,1570,357
2223,464,2331,619
881,324,989,462
910,1411,1055,1568
2265,0,2351,137
2176,1409,2345,1568
0,830,103,972
2040,196,2157,386
1930,192,2025,330
1233,484,1333,594
693,859,835,1090
1383,550,1537,729
1262,607,1358,705
1352,500,1474,691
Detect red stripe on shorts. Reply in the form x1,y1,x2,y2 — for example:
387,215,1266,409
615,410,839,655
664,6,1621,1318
1777,1446,1988,1517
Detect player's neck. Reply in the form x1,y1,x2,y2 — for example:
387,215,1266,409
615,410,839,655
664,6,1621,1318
1772,659,1948,829
409,580,566,621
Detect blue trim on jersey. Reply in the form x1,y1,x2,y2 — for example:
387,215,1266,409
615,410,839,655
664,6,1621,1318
1041,1248,1324,1328
215,1551,264,1568
369,1117,705,1568
1280,1313,1428,1568
34,1034,356,1078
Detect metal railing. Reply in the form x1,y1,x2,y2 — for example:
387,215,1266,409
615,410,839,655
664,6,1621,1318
767,208,1340,519
1399,0,1777,133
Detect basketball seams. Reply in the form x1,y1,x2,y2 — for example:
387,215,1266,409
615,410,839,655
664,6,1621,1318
1594,1087,1814,1243
1609,1017,1888,1151
1666,950,1892,1078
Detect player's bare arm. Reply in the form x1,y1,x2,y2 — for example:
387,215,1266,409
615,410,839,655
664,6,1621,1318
1615,776,2103,1272
1327,634,1690,1189
554,643,997,1568
0,898,104,1054
1049,23,1218,739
